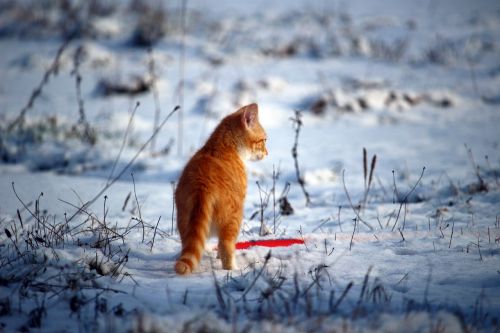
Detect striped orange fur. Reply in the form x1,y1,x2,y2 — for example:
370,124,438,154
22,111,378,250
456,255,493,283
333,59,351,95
174,103,267,275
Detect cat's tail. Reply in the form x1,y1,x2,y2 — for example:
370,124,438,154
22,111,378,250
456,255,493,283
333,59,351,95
175,193,211,275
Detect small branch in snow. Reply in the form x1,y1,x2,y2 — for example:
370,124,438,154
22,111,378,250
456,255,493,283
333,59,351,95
464,144,488,192
391,167,426,231
357,266,373,307
107,101,140,186
439,226,445,238
237,251,271,301
71,44,95,145
337,206,343,232
342,170,374,231
376,211,383,230
290,110,311,206
12,183,55,234
65,105,179,223
331,282,353,313
150,216,161,252
395,273,409,286
398,228,405,242
392,170,399,204
312,216,331,233
349,218,357,250
256,181,271,236
324,239,334,256
131,172,144,243
8,36,73,132
402,203,408,231
16,209,24,230
449,219,455,248
122,192,132,212
297,225,309,251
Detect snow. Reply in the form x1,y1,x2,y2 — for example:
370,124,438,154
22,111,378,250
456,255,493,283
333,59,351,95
0,0,499,332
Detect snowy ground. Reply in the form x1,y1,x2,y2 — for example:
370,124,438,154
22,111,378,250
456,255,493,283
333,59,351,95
0,0,500,332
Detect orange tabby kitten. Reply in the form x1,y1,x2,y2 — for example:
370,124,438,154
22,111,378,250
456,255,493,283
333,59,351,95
174,103,267,275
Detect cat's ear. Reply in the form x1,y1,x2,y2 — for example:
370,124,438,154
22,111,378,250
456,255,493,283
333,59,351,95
241,103,259,129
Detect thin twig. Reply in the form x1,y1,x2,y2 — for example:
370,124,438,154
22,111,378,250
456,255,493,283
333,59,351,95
342,170,374,231
398,228,405,242
391,167,426,231
65,106,179,223
465,144,487,190
122,192,131,212
363,148,367,192
11,183,55,233
290,110,311,206
71,44,95,145
449,219,455,248
331,282,353,312
349,218,357,250
312,217,332,233
238,252,271,301
131,172,144,243
392,170,399,204
8,36,73,131
107,101,140,185
402,202,407,230
16,209,24,230
150,216,161,252
357,266,373,306
58,199,123,239
337,206,343,232
256,181,270,236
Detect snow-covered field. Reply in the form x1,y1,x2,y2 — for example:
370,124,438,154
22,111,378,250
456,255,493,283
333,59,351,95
1,0,499,332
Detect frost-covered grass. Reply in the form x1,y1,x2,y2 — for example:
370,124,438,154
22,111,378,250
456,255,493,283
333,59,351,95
1,0,500,332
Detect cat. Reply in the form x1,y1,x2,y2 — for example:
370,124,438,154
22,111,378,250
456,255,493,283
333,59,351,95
174,103,267,275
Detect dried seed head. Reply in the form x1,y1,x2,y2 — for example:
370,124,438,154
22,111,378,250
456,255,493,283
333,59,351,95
368,155,377,188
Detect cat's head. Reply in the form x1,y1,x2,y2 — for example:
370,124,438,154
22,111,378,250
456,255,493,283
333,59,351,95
237,103,268,161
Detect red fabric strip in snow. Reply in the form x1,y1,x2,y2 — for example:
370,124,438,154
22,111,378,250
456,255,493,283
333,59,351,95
235,238,304,250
